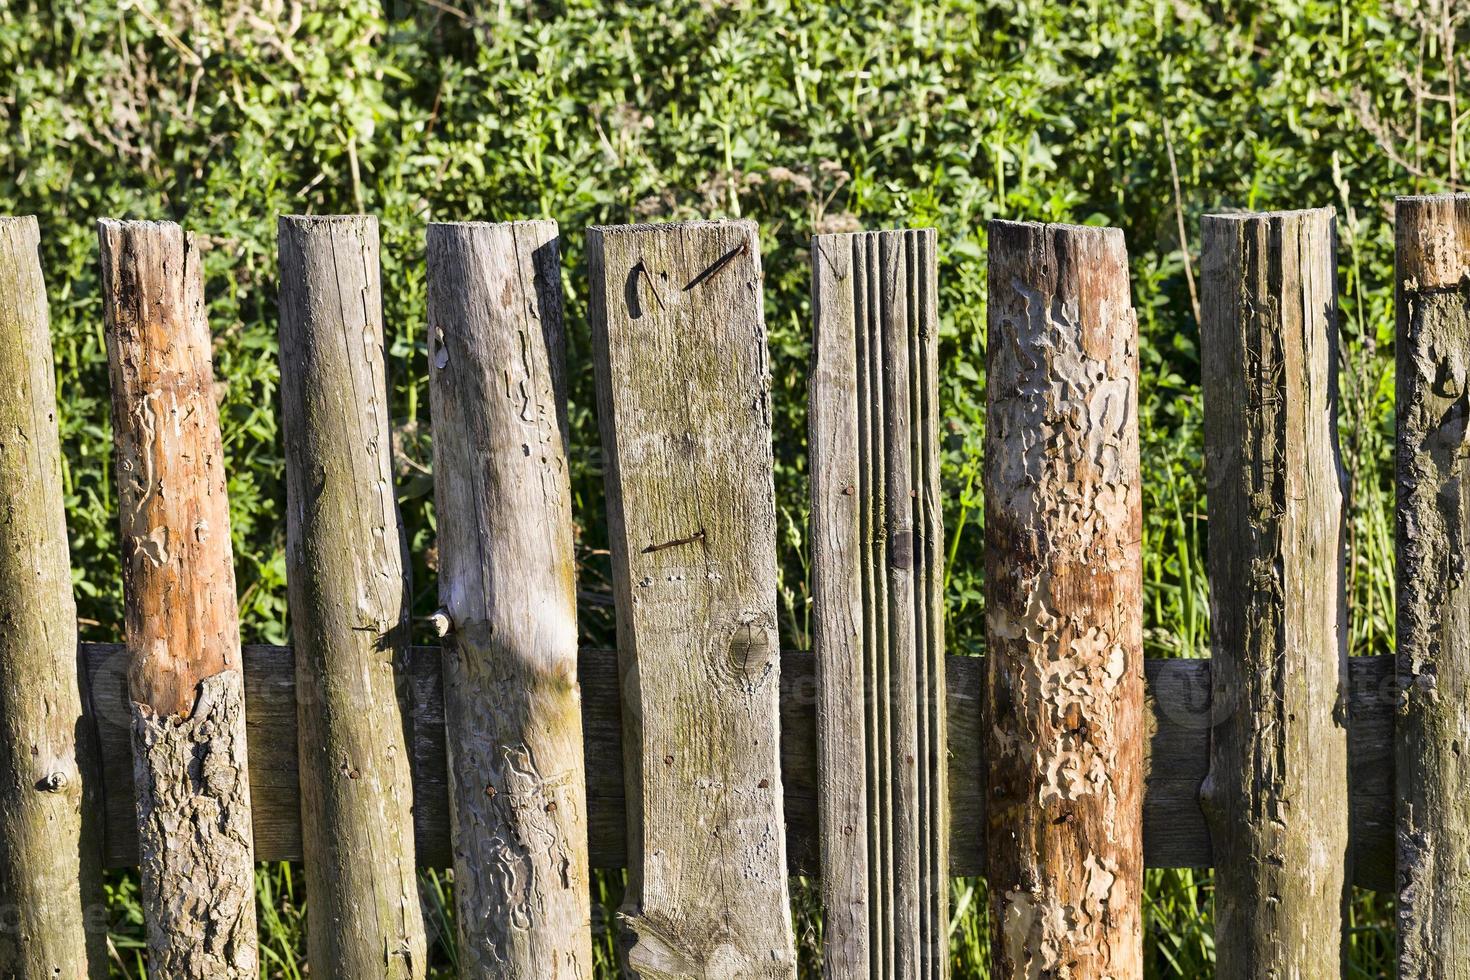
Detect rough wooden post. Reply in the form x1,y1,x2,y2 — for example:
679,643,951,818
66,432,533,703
983,220,1144,977
809,229,947,979
0,217,107,978
587,220,796,978
276,215,428,978
1199,208,1349,976
425,220,593,977
1395,193,1470,976
97,219,257,977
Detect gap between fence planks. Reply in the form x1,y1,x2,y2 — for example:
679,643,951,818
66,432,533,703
1200,208,1350,977
810,228,947,980
277,215,427,978
1395,193,1470,975
983,220,1145,975
426,219,592,978
587,219,796,977
97,220,258,977
0,217,107,979
79,642,1398,891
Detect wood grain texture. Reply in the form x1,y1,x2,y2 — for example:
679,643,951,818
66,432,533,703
277,215,427,979
1199,208,1349,977
426,220,592,978
80,643,1396,888
587,220,796,978
0,217,107,979
809,229,946,980
1394,193,1470,977
98,219,257,977
983,220,1145,978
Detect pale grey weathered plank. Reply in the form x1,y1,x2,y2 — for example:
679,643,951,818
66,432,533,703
81,643,1396,888
277,215,427,978
810,229,946,980
0,217,107,978
98,220,257,977
1394,193,1470,977
1200,208,1349,977
984,220,1145,976
426,220,593,978
587,220,796,977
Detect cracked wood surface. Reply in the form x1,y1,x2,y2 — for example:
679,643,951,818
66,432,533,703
587,220,796,978
277,215,427,978
98,219,257,977
810,229,946,980
983,220,1145,978
1395,193,1470,978
426,220,592,978
0,216,107,979
1200,208,1349,977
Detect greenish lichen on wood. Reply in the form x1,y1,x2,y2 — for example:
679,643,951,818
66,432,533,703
1199,207,1349,978
983,219,1145,978
97,219,258,977
426,219,592,978
277,215,427,979
587,220,796,979
809,228,947,980
1394,193,1470,978
0,216,108,979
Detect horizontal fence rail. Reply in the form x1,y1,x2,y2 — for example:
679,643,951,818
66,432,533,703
79,642,1396,891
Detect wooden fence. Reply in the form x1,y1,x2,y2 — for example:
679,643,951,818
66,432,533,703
0,199,1457,977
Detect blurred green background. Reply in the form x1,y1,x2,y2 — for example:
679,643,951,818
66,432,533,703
0,0,1438,974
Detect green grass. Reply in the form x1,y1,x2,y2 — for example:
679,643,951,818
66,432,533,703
0,0,1441,973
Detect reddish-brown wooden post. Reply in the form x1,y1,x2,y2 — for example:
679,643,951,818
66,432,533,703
983,220,1144,977
98,219,257,976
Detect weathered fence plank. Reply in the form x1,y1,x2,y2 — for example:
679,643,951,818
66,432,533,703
1395,193,1470,976
79,642,1397,886
276,215,427,978
97,219,257,977
1199,208,1349,976
983,220,1145,976
0,217,107,978
587,220,796,977
426,219,593,978
810,228,946,980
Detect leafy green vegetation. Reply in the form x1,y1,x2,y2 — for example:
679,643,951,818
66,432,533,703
0,0,1448,974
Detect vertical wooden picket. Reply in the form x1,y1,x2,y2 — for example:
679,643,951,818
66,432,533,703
983,220,1145,977
0,216,107,978
97,219,257,976
1199,208,1348,976
276,215,427,978
587,220,796,978
1394,193,1470,975
809,228,947,979
426,219,593,977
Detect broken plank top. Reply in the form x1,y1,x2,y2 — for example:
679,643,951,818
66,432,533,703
587,219,795,978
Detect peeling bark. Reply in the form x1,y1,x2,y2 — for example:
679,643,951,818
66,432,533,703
587,220,796,978
277,215,427,978
1199,208,1349,977
0,216,107,978
1395,193,1470,978
98,219,257,976
809,229,947,980
983,220,1144,978
426,220,592,978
